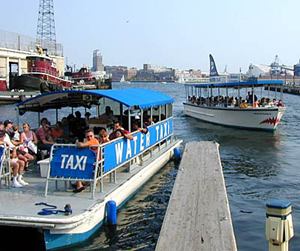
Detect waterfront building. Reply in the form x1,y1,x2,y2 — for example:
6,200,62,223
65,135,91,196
135,64,175,82
92,49,104,72
127,67,138,80
0,29,64,90
104,65,128,81
175,69,208,83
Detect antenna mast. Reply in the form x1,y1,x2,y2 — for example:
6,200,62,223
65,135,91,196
36,0,56,55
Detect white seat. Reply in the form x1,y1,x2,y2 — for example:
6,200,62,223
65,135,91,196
0,145,11,187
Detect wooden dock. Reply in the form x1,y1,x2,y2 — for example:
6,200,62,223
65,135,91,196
156,141,237,251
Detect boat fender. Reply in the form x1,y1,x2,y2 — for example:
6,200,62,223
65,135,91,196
106,200,117,225
173,147,182,161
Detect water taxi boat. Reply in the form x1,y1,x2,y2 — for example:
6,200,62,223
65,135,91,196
183,79,286,131
0,88,181,250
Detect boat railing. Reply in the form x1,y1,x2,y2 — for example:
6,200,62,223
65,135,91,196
28,67,58,77
0,145,11,188
45,118,174,198
186,100,284,110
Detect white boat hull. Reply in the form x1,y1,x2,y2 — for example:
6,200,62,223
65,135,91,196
44,140,181,249
183,102,285,130
0,139,181,250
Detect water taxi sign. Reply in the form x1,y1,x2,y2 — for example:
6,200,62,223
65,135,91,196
50,147,96,179
103,118,173,173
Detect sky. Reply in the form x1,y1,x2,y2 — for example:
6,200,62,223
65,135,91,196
1,0,299,73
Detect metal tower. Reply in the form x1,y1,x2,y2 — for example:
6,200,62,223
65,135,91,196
36,0,56,54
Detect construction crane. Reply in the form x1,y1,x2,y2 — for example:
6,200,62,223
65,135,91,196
36,0,57,55
269,55,293,76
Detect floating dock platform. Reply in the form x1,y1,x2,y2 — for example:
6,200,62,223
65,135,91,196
156,141,237,251
268,84,300,95
0,91,39,104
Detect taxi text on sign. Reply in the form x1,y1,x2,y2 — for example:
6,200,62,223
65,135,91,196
50,147,96,179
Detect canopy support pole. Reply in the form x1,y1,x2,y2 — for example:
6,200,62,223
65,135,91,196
55,109,58,123
128,109,131,132
252,86,255,107
38,112,40,126
141,109,143,128
159,106,161,121
226,87,228,107
16,108,20,127
120,104,123,125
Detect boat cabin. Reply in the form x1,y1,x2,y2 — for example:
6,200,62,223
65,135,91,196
26,55,59,77
14,88,176,198
184,79,285,109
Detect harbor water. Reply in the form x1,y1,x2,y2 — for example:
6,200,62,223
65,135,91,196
1,82,300,250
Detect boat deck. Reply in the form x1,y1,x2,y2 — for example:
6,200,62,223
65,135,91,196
0,141,177,223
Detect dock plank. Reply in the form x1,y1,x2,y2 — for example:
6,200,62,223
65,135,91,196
155,141,237,251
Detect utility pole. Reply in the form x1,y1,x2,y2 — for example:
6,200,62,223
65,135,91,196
36,0,57,55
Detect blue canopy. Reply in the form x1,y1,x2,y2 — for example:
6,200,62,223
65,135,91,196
185,79,284,89
16,88,174,114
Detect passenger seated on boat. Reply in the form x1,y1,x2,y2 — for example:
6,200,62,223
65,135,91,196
277,99,284,107
20,123,38,155
73,111,88,142
99,106,117,122
66,113,76,134
61,117,69,137
98,127,110,144
239,100,248,109
51,121,64,142
12,125,20,142
191,96,196,104
74,129,100,193
109,121,133,140
85,112,91,124
272,99,278,106
253,100,260,108
36,118,55,155
131,121,148,134
144,116,155,126
263,98,274,107
259,97,265,107
0,130,28,187
4,120,34,168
